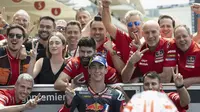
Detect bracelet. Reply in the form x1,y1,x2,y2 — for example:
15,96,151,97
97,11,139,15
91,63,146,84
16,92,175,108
176,84,184,89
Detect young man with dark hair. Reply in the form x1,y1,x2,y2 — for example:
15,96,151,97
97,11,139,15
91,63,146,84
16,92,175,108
65,20,82,58
25,16,55,60
63,55,125,112
0,24,30,85
158,15,175,39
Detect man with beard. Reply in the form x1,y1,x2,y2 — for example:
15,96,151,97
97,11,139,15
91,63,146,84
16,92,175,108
54,37,120,91
0,73,43,112
25,16,55,60
90,15,125,74
65,20,82,58
0,24,30,85
142,69,190,112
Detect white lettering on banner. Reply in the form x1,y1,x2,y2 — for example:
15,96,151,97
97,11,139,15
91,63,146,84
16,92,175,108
24,92,66,104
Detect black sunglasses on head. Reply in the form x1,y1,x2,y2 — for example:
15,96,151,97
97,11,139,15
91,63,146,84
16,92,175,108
8,33,23,39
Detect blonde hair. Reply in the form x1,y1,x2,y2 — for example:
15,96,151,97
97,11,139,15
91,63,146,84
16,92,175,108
16,73,34,86
124,10,143,23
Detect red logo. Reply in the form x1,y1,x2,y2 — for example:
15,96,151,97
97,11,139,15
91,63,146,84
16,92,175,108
86,103,104,111
34,1,45,10
51,8,61,16
12,0,22,3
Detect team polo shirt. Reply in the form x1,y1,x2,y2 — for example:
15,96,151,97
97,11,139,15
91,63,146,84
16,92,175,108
168,92,188,112
0,89,21,106
7,50,20,85
113,29,132,64
164,40,200,79
96,38,115,68
63,57,120,84
131,38,169,76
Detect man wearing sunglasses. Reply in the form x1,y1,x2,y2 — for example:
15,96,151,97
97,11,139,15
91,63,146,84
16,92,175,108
0,24,30,85
122,20,173,83
102,0,145,75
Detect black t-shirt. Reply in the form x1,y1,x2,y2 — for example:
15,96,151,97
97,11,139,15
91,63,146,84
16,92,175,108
35,57,66,84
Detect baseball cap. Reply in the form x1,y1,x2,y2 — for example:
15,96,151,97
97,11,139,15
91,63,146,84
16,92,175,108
89,55,108,67
123,91,178,112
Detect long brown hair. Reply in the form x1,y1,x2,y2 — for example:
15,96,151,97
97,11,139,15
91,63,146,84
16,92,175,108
46,32,67,58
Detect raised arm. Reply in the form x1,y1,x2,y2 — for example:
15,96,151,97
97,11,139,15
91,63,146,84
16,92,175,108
172,65,191,107
102,0,117,40
191,3,200,43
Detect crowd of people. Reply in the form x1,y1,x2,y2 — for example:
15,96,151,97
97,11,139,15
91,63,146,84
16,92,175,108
0,0,200,111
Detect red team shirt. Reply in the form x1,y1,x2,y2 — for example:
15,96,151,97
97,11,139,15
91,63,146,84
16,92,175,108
131,38,170,76
7,50,20,85
63,57,121,84
167,92,188,112
96,38,116,68
164,40,200,79
113,29,132,64
0,89,21,106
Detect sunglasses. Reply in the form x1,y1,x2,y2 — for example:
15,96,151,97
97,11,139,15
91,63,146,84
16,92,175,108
56,26,65,32
8,33,23,39
127,21,141,27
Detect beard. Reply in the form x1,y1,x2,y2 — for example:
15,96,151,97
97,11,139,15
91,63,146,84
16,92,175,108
38,30,50,41
80,57,91,67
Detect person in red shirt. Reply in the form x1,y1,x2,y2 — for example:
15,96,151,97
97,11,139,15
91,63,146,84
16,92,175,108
122,20,172,83
0,24,30,85
143,69,190,112
165,25,200,87
54,37,120,91
90,15,124,74
102,0,145,69
0,73,43,111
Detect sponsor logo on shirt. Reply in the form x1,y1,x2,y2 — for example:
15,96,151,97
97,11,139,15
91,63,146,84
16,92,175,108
185,56,196,68
155,49,164,63
86,103,104,111
139,62,148,66
167,50,176,53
